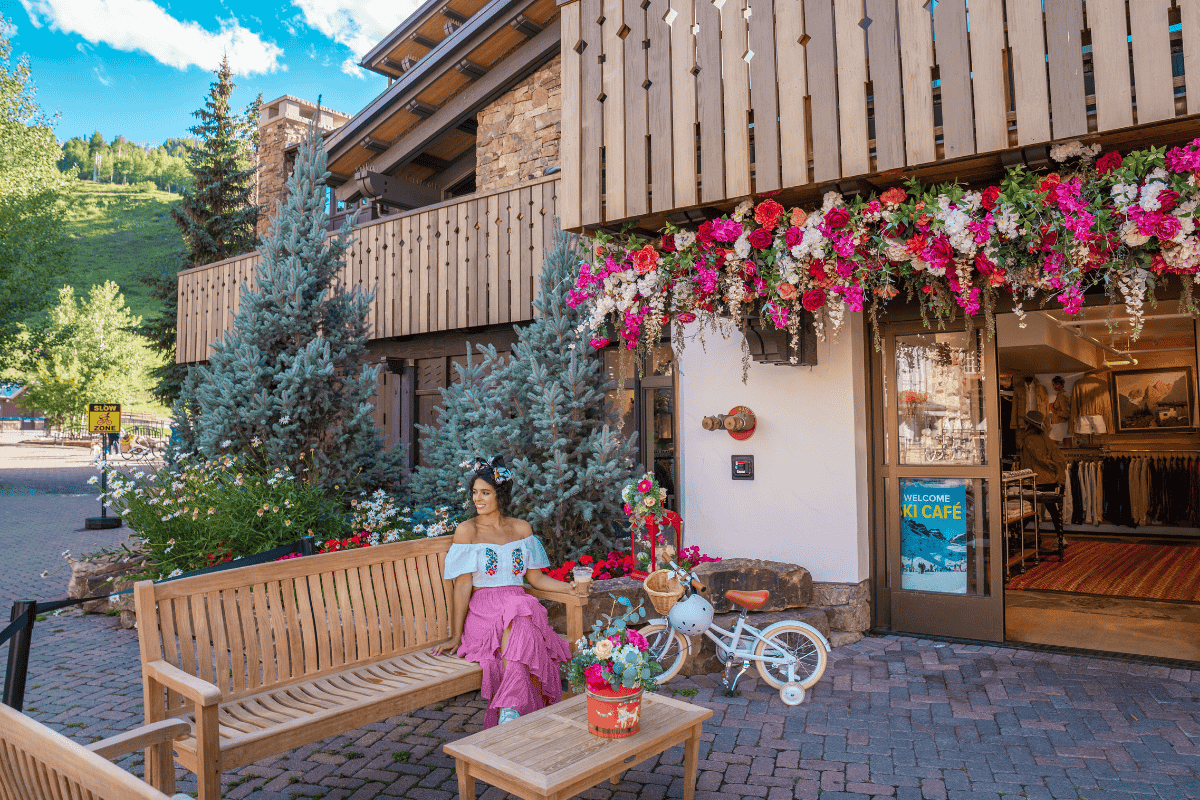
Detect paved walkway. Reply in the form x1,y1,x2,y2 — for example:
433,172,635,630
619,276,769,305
4,444,1200,800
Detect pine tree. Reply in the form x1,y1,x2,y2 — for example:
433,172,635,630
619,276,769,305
182,120,403,494
412,228,638,563
142,56,258,404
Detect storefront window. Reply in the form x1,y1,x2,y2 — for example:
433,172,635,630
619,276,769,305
604,345,678,511
895,332,988,466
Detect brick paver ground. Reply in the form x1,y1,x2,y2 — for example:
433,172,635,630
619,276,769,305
5,444,1200,800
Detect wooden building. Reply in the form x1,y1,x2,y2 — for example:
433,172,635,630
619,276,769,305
179,0,1200,655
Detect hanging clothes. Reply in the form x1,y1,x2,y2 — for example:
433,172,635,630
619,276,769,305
1071,372,1114,435
1010,376,1050,430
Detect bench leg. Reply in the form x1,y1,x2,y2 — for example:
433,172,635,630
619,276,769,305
455,757,475,800
195,704,222,800
683,723,701,800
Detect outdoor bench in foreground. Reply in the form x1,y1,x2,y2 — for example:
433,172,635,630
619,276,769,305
133,536,586,800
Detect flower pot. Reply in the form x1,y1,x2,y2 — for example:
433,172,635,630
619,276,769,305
585,685,643,738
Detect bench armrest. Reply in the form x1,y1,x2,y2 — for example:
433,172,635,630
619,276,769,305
144,660,223,707
525,588,587,651
86,719,192,760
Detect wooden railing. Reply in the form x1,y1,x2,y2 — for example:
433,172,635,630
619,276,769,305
176,177,560,363
558,0,1200,230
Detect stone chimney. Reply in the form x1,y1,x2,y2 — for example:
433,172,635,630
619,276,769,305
257,96,351,239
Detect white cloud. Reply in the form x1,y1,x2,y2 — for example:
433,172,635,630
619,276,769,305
19,0,283,75
93,64,111,85
290,0,419,78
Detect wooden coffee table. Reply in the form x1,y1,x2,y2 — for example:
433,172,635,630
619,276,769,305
443,692,712,800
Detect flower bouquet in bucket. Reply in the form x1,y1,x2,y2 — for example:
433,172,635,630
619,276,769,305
566,595,663,737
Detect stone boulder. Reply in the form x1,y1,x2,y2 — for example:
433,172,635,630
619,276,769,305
67,553,147,628
694,558,813,614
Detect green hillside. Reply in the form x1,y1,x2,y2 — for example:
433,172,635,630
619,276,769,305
59,181,183,322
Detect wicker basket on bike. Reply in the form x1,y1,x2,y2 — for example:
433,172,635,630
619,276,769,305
643,569,684,615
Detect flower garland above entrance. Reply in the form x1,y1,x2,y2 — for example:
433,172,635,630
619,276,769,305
568,139,1200,364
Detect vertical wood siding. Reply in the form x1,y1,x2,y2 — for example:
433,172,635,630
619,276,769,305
176,177,559,363
557,0,1200,230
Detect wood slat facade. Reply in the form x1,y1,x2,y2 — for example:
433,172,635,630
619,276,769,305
176,177,559,364
558,0,1200,231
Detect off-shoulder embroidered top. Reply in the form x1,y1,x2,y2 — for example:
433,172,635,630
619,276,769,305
442,535,552,587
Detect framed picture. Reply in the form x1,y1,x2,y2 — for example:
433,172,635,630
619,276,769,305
1110,367,1196,432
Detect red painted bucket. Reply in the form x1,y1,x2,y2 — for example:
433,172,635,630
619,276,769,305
585,686,643,738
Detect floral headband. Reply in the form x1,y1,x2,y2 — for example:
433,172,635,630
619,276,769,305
468,455,512,485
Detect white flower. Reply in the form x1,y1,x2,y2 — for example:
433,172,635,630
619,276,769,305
280,415,291,424
221,439,232,448
87,476,98,485
166,569,183,579
252,437,261,446
108,594,120,604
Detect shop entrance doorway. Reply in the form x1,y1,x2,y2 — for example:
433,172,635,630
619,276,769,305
872,322,1004,640
996,304,1200,660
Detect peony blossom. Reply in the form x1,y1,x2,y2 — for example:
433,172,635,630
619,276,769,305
802,288,827,311
593,639,614,659
632,245,658,274
777,282,797,300
1096,151,1123,175
637,478,652,493
880,187,907,206
754,199,785,229
748,228,773,249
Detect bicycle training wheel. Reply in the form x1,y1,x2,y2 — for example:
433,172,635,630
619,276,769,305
638,623,688,684
753,623,827,689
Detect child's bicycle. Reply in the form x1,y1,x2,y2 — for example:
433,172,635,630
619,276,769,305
639,561,830,705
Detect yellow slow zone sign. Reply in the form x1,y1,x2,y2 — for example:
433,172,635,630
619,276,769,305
88,403,121,434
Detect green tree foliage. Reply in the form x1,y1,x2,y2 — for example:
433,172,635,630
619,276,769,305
143,57,259,404
15,281,159,434
411,228,639,563
58,134,193,192
177,122,403,494
0,14,70,338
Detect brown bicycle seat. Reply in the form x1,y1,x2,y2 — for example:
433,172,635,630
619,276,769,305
724,589,769,610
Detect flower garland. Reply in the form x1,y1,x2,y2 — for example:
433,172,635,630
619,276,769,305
568,140,1200,365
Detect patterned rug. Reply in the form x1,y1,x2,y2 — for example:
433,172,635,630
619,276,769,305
1006,541,1200,602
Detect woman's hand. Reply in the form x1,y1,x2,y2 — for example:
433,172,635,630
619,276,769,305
431,635,462,656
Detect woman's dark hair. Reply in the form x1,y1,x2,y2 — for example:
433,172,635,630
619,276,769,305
469,470,513,517
1052,375,1065,387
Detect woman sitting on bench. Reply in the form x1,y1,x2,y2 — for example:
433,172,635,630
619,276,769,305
432,456,574,726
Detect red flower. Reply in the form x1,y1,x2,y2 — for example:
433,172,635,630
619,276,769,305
1157,190,1180,213
906,234,928,257
784,226,803,248
637,478,653,493
1152,213,1182,240
974,252,997,276
1096,151,1123,175
880,187,907,206
777,282,798,301
801,288,827,311
748,227,773,249
824,207,851,230
927,236,954,262
632,245,658,274
660,234,677,253
1040,225,1059,247
697,220,715,245
677,311,696,323
754,199,785,230
1038,173,1062,206
980,186,1001,211
921,284,936,294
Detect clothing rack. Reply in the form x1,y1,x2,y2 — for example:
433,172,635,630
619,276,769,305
1099,447,1200,455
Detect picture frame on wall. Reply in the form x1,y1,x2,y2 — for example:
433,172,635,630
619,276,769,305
1110,367,1197,433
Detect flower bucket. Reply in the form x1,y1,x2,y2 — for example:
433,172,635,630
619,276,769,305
585,685,643,738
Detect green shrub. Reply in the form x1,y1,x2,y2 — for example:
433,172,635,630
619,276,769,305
101,446,349,577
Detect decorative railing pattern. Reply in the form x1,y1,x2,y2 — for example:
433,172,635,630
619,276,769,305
176,177,560,363
558,0,1200,230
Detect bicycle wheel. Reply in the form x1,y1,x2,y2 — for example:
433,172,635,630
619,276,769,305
639,623,688,684
753,623,827,689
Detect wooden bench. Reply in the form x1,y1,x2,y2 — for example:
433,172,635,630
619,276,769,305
0,701,192,800
133,536,586,800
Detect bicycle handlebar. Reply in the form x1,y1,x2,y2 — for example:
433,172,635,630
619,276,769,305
667,561,707,595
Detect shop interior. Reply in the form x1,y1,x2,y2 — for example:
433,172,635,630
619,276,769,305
997,301,1200,661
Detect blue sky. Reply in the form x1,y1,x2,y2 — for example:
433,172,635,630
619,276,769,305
4,0,421,146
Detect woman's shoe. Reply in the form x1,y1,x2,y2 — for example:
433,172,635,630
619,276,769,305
498,707,520,724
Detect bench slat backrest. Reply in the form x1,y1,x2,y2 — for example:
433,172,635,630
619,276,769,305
135,537,455,706
0,703,169,800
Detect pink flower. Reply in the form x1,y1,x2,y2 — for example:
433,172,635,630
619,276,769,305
748,228,773,249
823,207,851,230
589,337,610,349
624,503,633,515
584,663,609,691
637,479,652,493
710,218,743,242
784,226,803,248
1153,213,1182,241
625,629,649,652
677,311,696,323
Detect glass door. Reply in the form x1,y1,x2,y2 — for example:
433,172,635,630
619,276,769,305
875,322,1004,640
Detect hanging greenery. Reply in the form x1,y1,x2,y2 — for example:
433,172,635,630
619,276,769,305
568,139,1200,371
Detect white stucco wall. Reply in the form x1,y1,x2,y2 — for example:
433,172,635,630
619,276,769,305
675,318,871,584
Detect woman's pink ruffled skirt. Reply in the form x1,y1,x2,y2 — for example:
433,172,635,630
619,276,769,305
459,586,571,727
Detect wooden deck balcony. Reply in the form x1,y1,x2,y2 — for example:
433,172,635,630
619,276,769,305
175,176,560,363
558,0,1200,231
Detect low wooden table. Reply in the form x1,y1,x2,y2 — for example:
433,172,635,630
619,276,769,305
444,692,712,800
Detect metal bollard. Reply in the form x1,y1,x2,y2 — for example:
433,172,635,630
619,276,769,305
3,601,37,711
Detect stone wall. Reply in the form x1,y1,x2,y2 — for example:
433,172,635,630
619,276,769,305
257,96,350,239
475,55,561,193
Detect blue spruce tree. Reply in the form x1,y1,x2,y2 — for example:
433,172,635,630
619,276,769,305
182,120,403,492
412,228,638,563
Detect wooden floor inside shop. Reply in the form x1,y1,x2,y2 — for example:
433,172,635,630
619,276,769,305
1005,532,1200,661
1006,590,1200,661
